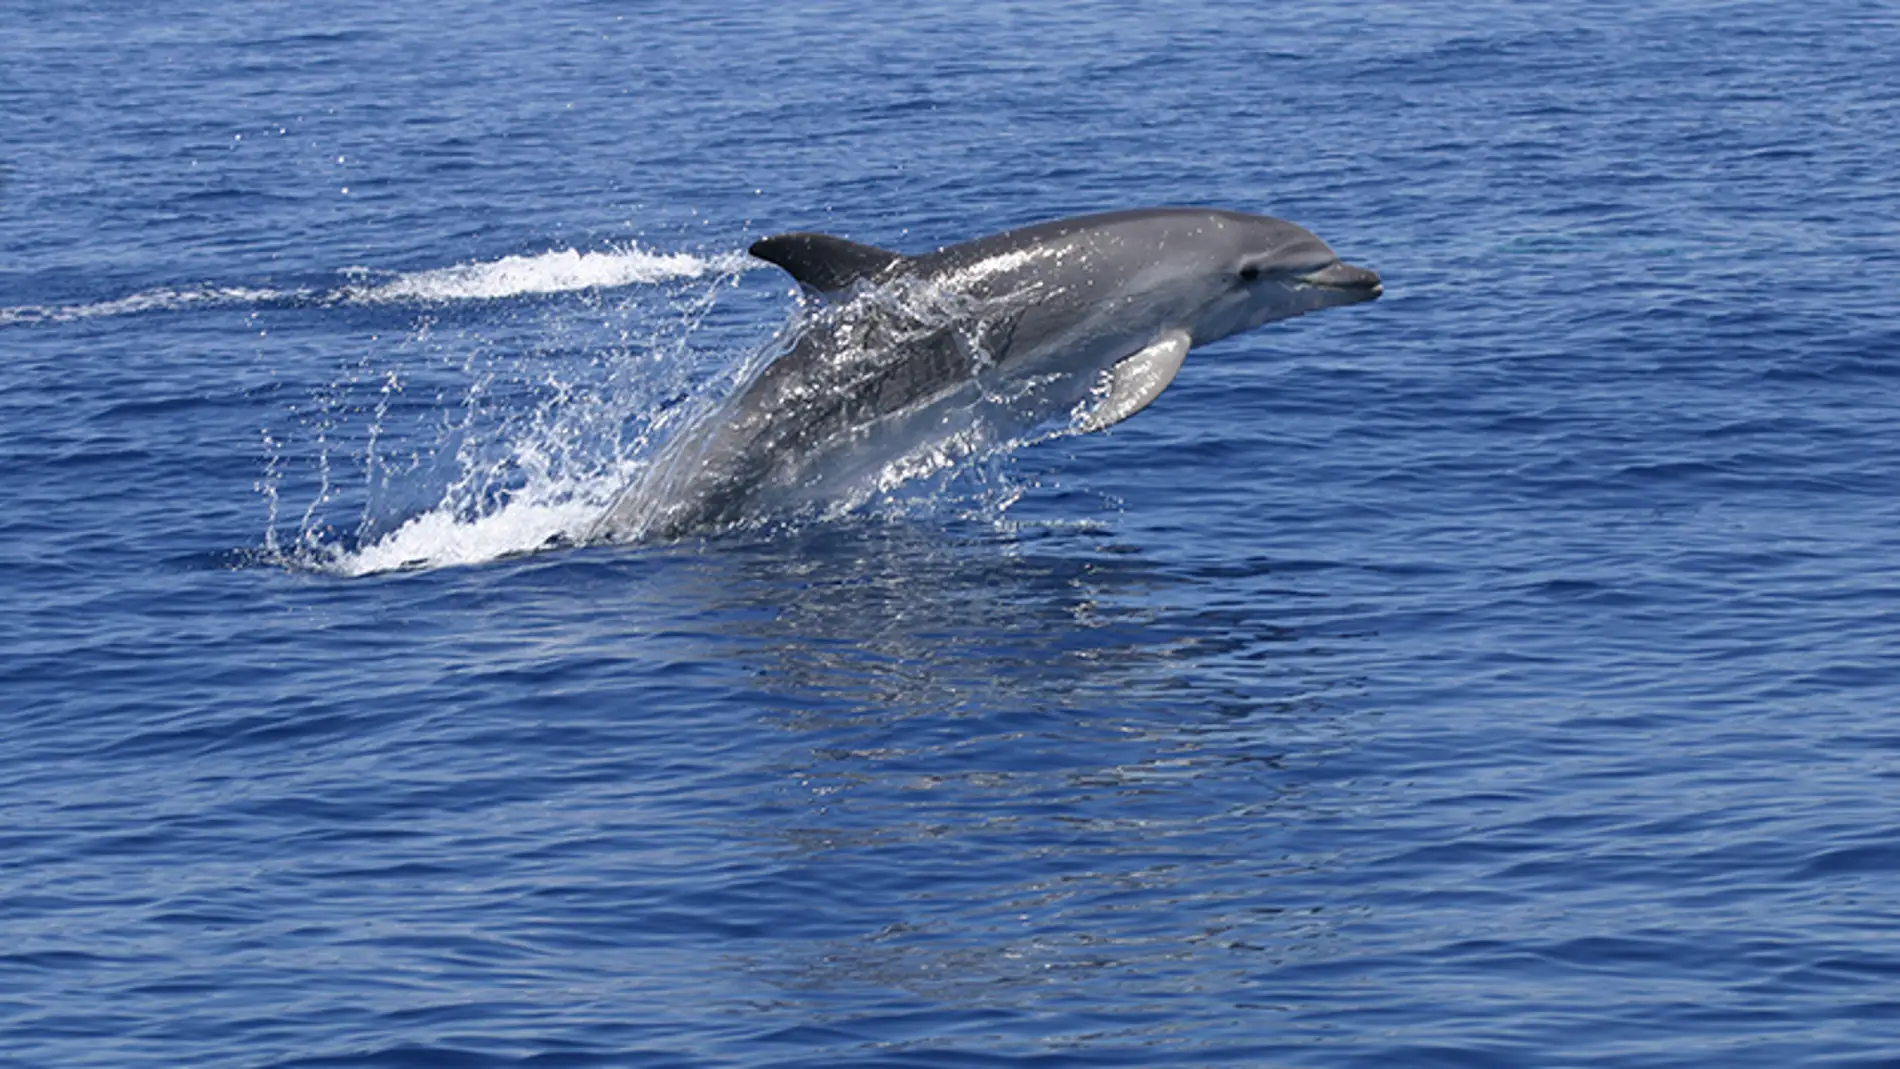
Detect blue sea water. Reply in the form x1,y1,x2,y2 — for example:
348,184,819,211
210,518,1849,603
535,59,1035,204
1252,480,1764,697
6,1,1900,1065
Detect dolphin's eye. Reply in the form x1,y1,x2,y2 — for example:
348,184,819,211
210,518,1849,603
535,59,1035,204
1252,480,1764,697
1238,264,1262,283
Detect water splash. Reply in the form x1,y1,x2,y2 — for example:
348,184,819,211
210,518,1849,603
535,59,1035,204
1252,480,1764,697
321,490,615,577
265,249,756,576
257,249,1073,576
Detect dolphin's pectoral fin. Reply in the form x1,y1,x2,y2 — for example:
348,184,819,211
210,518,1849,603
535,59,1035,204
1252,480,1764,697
749,233,907,294
1080,331,1192,433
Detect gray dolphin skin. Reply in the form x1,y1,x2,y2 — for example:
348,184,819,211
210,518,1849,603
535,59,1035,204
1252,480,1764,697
597,207,1380,541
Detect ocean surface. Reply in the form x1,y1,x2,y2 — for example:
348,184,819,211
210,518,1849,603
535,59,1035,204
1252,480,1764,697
6,2,1900,1065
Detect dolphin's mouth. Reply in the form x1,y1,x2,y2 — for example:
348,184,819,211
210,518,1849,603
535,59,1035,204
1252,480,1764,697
1298,261,1383,297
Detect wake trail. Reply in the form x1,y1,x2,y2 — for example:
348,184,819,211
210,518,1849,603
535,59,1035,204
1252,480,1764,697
0,243,755,325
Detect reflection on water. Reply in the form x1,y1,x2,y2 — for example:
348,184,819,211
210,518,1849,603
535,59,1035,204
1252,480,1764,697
624,517,1372,1024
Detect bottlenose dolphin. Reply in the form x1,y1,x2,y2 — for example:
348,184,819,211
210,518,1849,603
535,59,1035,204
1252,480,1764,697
596,207,1380,541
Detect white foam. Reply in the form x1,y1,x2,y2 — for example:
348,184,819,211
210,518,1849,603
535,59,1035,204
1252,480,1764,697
0,286,286,325
345,245,752,303
1,243,753,325
317,495,604,577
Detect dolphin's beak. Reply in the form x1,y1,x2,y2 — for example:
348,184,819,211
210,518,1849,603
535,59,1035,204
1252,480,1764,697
1299,261,1383,299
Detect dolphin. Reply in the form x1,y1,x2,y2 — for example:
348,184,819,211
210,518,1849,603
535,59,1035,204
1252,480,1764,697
596,207,1380,541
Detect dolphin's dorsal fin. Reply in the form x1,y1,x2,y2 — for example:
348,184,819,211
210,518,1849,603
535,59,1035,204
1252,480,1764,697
1080,331,1192,433
749,232,906,293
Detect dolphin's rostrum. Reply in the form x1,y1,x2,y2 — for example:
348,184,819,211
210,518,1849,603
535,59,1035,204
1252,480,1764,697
596,207,1380,541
